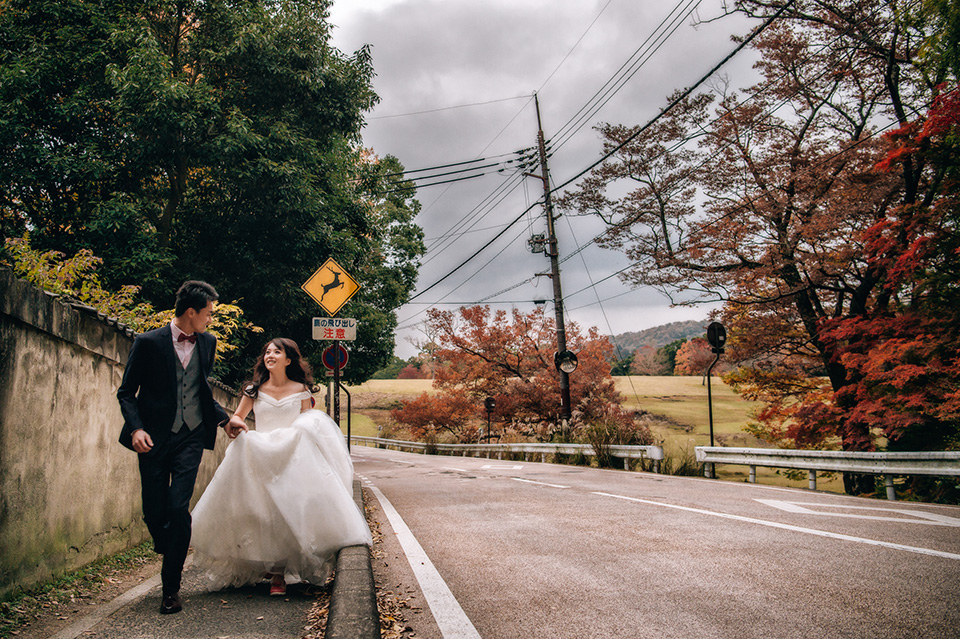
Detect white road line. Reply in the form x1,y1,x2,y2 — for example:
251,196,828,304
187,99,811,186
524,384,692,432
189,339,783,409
481,464,523,470
366,482,481,639
594,492,960,561
511,478,570,489
443,467,469,473
756,499,960,526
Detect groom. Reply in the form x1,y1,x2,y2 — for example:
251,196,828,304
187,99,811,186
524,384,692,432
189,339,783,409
118,280,244,614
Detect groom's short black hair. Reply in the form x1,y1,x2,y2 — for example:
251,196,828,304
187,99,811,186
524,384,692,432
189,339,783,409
175,280,219,317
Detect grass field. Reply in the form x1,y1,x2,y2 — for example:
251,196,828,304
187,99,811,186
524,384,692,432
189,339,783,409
336,376,845,494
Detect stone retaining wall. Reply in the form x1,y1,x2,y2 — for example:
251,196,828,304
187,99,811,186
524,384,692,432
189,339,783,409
0,269,239,597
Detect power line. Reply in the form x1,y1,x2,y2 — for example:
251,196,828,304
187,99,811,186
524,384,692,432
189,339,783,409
550,0,795,196
406,200,542,302
425,221,521,243
551,0,704,153
562,214,649,406
421,172,528,265
376,171,493,195
369,95,532,120
379,150,532,179
399,2,791,312
429,216,540,308
413,98,538,258
536,0,616,94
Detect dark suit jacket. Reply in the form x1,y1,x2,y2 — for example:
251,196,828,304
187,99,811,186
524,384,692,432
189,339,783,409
118,325,229,453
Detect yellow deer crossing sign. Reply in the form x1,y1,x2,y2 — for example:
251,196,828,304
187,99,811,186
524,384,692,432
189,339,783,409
301,258,360,316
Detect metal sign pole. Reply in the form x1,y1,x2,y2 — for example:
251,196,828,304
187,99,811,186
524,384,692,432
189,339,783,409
333,342,341,428
704,321,726,480
339,382,352,452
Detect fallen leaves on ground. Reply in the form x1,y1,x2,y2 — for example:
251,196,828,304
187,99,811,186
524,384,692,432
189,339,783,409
301,488,418,638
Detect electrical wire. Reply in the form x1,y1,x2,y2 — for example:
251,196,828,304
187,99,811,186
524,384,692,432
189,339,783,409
421,171,528,265
549,0,796,196
550,0,704,153
562,214,648,407
399,0,913,319
399,1,792,313
536,0,616,94
379,150,530,178
376,171,492,194
406,200,542,302
369,95,532,120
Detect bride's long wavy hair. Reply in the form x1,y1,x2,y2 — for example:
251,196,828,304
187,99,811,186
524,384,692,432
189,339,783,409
242,338,314,398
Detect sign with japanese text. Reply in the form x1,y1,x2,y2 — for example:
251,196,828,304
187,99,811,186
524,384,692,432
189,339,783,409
312,317,357,341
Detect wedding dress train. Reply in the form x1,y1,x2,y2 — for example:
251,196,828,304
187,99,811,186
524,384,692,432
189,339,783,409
191,390,371,588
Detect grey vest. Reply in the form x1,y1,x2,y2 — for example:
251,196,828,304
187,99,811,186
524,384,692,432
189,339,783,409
172,350,204,433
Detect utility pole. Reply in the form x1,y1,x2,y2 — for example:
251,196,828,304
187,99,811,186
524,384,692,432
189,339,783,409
527,93,572,423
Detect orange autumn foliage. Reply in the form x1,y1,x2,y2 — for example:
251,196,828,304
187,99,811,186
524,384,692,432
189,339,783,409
391,306,641,443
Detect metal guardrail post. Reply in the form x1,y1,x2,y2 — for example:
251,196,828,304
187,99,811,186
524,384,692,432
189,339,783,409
884,476,896,501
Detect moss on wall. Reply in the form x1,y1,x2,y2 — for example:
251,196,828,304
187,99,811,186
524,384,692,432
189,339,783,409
0,270,240,597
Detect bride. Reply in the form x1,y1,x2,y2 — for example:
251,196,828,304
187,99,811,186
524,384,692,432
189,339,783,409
191,338,371,595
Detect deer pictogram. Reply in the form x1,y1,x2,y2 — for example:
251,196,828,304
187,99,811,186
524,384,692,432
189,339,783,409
320,269,344,301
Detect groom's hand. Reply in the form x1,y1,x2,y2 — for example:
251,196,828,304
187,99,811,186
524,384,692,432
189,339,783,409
131,429,153,453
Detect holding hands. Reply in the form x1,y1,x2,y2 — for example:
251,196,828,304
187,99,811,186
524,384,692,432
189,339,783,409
225,415,249,439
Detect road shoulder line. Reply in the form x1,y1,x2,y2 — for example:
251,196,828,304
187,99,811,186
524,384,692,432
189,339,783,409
364,480,481,639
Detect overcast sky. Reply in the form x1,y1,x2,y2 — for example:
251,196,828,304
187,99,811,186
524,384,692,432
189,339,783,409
326,0,760,358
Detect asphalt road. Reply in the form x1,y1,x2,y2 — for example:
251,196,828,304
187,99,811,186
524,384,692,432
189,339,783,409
354,445,960,639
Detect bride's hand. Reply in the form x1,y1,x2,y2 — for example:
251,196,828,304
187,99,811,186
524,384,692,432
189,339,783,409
225,415,248,439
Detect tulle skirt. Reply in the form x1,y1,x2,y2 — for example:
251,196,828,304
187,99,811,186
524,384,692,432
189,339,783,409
191,410,371,589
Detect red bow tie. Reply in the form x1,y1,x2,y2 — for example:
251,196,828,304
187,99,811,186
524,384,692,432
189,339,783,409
177,333,197,344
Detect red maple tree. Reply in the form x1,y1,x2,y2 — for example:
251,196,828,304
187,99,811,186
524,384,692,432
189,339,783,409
392,306,648,444
559,5,957,492
673,338,729,376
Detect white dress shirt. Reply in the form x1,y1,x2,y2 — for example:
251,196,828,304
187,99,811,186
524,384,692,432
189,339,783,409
170,321,197,369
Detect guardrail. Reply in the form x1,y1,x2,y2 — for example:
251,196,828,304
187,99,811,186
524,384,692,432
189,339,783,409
350,436,664,472
695,447,960,500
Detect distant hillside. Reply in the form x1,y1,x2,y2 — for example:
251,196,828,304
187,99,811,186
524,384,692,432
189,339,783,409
609,320,707,358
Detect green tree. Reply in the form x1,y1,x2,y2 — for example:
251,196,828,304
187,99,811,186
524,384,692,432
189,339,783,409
0,0,423,385
610,353,634,376
371,355,407,380
655,339,685,376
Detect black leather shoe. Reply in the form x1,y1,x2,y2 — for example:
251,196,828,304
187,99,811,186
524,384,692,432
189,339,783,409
160,593,182,614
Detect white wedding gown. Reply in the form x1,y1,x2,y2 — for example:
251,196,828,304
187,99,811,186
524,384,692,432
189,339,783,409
191,390,371,589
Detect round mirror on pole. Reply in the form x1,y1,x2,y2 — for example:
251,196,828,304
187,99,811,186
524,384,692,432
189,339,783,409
707,321,726,352
554,350,578,374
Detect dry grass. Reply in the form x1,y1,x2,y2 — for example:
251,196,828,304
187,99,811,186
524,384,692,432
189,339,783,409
342,377,845,494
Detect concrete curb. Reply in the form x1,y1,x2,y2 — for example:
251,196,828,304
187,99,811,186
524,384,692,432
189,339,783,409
325,479,380,639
